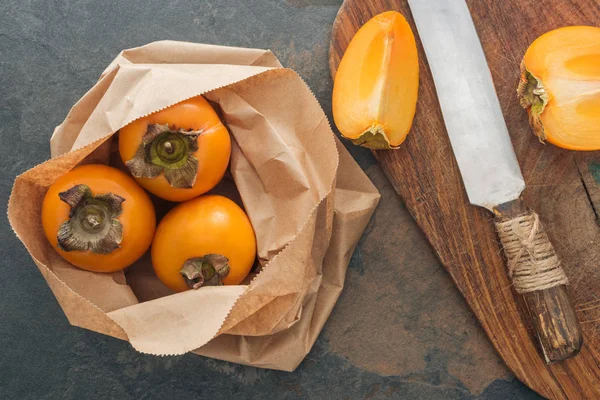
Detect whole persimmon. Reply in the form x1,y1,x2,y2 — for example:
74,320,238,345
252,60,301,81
119,96,231,202
41,164,156,273
152,195,256,292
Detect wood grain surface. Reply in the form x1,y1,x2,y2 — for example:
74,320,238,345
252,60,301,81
330,1,600,398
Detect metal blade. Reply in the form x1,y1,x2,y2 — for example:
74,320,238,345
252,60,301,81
407,0,525,211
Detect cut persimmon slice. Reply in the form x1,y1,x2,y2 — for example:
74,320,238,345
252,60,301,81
332,11,419,149
519,26,600,150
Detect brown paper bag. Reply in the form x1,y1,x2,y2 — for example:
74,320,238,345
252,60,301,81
8,41,380,371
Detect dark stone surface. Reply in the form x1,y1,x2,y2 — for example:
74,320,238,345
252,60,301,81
0,0,541,399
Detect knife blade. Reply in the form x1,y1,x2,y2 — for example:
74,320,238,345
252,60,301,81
407,0,524,210
407,0,582,362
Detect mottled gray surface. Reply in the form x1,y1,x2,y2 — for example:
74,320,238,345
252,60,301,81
0,1,541,399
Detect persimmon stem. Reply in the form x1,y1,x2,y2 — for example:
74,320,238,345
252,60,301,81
351,125,398,150
86,214,101,229
163,141,174,154
180,254,230,289
56,184,125,254
518,65,549,142
125,124,201,189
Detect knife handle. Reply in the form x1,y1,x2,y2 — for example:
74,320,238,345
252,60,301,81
494,198,582,363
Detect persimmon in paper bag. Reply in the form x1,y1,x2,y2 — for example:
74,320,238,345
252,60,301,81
8,41,380,371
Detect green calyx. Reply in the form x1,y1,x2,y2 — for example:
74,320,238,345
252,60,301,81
517,69,548,116
350,125,400,150
180,254,230,289
125,123,201,188
517,64,549,142
57,184,125,254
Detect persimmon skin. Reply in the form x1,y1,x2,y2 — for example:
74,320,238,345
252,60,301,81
332,11,419,149
520,26,600,150
41,164,156,273
119,96,231,201
152,195,257,292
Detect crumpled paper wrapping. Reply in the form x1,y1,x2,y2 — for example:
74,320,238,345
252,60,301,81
8,41,380,371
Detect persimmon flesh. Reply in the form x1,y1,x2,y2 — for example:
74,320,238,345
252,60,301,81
519,26,600,150
332,11,419,149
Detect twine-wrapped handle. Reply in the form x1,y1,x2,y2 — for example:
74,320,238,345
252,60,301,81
494,199,582,363
495,212,568,293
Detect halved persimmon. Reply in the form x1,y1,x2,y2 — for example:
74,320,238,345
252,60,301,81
152,195,256,292
332,11,419,149
119,96,231,201
41,164,156,273
518,26,600,150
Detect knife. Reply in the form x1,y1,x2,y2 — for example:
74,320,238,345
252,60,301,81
407,0,582,362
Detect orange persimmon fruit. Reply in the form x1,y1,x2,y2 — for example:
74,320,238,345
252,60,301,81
332,11,419,149
41,164,156,273
518,26,600,150
119,96,231,202
152,195,257,292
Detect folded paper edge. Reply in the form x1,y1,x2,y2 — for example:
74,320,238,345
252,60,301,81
217,70,341,337
10,66,279,355
9,55,345,356
7,140,131,341
100,41,278,79
69,65,275,156
123,69,342,354
50,66,121,158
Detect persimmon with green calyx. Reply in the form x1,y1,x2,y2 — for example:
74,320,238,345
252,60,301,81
119,96,231,202
332,11,419,149
41,164,156,273
518,26,600,150
151,195,257,292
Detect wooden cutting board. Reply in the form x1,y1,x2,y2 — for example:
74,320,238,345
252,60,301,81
330,1,600,398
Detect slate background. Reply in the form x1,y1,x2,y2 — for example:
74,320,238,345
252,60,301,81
1,1,541,398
